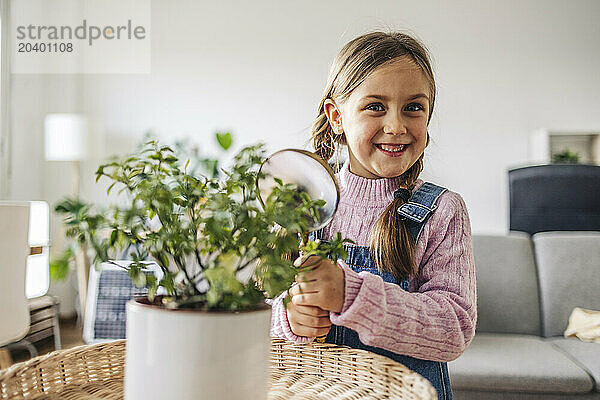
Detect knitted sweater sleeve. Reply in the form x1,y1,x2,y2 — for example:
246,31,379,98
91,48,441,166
266,286,314,343
329,191,477,362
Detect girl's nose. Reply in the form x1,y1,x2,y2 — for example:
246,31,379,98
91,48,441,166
383,111,407,135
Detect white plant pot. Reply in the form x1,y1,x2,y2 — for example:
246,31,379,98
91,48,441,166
125,298,271,400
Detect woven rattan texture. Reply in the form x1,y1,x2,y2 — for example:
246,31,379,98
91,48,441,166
0,338,436,400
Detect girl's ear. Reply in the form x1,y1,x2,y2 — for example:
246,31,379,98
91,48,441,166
323,99,343,134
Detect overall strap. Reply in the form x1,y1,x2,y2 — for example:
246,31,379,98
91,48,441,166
308,228,324,242
397,182,447,242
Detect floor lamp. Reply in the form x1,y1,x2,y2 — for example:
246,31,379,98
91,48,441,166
44,113,89,319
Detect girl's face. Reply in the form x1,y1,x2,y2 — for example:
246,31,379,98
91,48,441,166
325,57,431,179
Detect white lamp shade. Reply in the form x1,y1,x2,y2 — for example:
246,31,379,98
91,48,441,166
44,114,88,161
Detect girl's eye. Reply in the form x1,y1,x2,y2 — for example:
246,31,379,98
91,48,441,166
405,103,425,112
365,103,385,112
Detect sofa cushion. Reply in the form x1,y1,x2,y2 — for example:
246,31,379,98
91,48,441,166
533,232,600,337
551,338,600,391
449,334,593,393
473,233,541,335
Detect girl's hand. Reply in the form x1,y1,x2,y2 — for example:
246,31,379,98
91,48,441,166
289,255,345,313
286,300,332,338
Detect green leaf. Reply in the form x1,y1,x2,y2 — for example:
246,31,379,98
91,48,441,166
109,230,118,246
216,132,232,151
159,272,176,295
145,273,158,301
130,267,146,287
49,248,73,281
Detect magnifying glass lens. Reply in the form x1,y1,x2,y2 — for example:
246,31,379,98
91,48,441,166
258,150,339,232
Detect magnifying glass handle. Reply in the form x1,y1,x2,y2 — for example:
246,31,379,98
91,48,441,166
315,335,327,343
299,231,329,344
300,232,309,248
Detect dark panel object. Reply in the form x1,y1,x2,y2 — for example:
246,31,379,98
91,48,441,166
92,269,147,341
509,164,600,235
84,263,162,344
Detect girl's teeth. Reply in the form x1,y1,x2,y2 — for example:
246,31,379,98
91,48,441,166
379,145,406,152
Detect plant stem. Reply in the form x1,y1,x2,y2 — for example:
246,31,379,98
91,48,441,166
194,249,205,271
236,255,260,273
174,254,201,295
186,206,205,273
150,251,169,275
106,260,128,270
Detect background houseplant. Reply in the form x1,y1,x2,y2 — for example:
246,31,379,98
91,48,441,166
552,149,580,164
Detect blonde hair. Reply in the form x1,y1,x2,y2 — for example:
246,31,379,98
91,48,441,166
311,31,436,280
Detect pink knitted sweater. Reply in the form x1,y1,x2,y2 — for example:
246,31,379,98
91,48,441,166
269,164,477,362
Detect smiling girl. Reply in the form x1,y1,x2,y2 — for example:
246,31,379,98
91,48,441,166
269,31,477,400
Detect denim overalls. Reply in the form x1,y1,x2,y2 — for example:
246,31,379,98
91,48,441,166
310,182,452,400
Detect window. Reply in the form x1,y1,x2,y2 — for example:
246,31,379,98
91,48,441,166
0,0,11,198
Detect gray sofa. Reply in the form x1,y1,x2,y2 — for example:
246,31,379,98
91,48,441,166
449,231,600,399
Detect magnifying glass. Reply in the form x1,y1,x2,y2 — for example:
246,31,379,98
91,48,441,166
257,149,340,343
257,148,340,244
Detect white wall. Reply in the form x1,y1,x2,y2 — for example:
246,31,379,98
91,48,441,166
77,0,600,234
9,73,82,315
6,0,600,311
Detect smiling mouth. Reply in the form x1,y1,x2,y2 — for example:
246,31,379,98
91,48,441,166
374,143,409,156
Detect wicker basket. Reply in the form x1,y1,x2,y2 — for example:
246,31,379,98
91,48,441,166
0,338,436,400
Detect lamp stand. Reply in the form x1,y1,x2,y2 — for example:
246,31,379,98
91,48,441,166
72,160,80,200
71,160,89,321
75,242,90,321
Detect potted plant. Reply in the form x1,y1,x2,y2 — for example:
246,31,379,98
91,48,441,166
552,149,580,164
70,134,348,400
